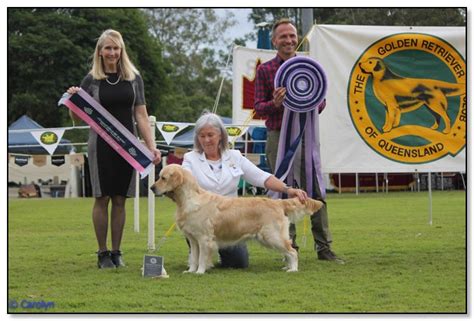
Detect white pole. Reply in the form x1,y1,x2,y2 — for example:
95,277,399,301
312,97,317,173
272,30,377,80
81,164,85,197
242,132,248,196
428,172,433,226
134,170,140,233
460,172,466,190
416,172,420,192
147,116,156,251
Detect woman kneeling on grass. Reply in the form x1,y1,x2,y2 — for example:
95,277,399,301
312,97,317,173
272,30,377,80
182,111,308,268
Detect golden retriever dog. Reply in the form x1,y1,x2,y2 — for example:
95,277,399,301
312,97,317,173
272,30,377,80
359,57,465,134
150,164,323,274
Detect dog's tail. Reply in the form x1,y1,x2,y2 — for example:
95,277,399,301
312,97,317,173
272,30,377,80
440,82,466,97
281,198,324,224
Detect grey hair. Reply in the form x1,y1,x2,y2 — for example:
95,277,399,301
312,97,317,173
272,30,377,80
193,111,229,154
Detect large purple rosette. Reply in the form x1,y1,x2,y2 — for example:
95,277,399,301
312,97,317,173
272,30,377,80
270,56,327,200
275,56,327,113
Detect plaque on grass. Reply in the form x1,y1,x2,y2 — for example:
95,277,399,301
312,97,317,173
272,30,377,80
142,255,164,278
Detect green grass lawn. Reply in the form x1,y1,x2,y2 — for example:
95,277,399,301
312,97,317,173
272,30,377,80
8,191,466,313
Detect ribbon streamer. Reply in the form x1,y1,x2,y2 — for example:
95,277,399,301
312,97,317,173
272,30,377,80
270,56,327,200
58,89,154,178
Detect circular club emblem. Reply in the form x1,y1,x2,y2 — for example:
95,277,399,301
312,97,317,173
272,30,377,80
161,124,179,133
275,56,327,113
40,131,58,145
348,33,466,164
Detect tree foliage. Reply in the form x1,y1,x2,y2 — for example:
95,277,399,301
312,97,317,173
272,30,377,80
8,8,168,128
8,7,466,133
249,8,466,40
144,9,237,121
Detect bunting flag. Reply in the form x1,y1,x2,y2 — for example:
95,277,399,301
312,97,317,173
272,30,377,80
31,129,66,155
14,155,29,167
70,153,85,167
156,122,191,145
58,89,154,178
32,155,47,167
51,155,65,167
270,56,327,200
225,125,249,139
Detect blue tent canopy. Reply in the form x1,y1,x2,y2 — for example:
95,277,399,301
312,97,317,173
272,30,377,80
8,115,73,155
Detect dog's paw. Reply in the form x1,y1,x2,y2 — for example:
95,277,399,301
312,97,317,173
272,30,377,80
195,270,206,274
286,268,298,272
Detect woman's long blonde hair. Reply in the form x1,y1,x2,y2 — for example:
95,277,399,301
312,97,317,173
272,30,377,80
90,29,138,81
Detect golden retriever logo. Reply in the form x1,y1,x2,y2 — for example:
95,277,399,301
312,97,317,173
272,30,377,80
359,57,465,134
161,124,179,133
40,132,58,145
226,126,242,137
348,33,466,164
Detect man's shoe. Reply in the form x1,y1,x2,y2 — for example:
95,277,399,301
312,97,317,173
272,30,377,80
97,250,115,269
317,249,345,264
111,250,126,267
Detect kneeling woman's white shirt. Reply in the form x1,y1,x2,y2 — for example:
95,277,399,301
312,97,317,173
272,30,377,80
182,149,272,197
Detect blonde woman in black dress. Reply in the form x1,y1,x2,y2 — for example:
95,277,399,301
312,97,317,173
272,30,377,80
68,29,161,268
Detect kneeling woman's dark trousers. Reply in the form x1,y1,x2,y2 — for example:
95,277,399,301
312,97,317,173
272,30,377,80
218,244,249,268
185,239,249,268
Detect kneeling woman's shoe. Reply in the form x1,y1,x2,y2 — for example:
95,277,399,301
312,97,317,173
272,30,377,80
97,250,115,269
111,250,126,267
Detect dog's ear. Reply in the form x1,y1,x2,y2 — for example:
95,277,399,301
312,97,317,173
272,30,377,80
374,60,382,72
180,168,201,192
170,168,184,188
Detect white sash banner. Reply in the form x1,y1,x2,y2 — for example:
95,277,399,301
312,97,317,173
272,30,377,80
156,122,191,145
309,25,466,173
31,129,66,155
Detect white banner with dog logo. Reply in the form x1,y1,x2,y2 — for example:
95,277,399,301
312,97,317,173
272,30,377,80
309,25,466,173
